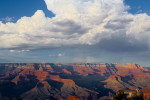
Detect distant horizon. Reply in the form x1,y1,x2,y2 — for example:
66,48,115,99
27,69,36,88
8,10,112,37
0,62,149,67
1,0,150,67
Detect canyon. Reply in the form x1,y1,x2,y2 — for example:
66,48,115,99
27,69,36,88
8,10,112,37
0,63,150,100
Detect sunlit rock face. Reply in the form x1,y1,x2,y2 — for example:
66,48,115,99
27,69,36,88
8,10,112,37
0,63,150,100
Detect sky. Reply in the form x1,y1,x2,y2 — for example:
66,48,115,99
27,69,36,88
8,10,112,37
0,0,150,66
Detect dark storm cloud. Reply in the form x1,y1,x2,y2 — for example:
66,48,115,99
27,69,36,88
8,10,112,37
50,20,88,34
69,34,148,55
96,34,149,53
59,32,150,65
104,18,133,30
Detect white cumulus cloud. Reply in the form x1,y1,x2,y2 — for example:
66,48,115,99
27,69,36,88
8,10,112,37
0,0,150,50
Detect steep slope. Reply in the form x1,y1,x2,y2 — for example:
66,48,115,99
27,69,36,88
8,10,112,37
0,63,150,100
7,65,98,99
103,63,150,92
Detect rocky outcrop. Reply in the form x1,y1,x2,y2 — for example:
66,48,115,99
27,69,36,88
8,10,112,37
67,96,79,100
45,64,54,72
142,87,150,93
0,63,150,100
62,69,72,75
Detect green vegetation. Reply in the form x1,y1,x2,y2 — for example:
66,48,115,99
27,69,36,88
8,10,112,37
113,90,125,100
113,89,144,100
